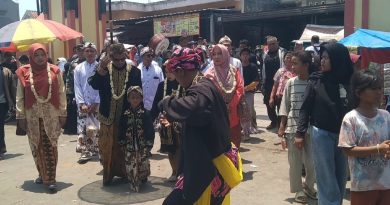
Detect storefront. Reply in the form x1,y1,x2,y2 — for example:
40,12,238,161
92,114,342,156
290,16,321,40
112,9,236,46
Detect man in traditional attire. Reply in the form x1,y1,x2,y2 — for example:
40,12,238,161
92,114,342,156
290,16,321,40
89,43,142,185
74,42,100,163
63,44,85,134
160,48,242,205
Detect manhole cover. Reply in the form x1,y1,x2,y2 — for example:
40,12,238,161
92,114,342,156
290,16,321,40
78,176,174,204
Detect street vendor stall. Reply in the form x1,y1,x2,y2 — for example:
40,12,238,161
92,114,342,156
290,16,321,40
339,28,390,110
339,28,390,68
299,24,344,43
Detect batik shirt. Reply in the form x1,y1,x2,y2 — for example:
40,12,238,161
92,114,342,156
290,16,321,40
339,109,390,191
118,106,154,152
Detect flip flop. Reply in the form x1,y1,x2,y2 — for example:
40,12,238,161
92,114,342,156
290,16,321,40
295,191,307,204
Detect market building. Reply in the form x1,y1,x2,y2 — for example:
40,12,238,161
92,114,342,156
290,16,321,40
112,0,345,48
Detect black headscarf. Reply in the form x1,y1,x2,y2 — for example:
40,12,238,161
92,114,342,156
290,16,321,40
318,42,354,114
320,43,354,85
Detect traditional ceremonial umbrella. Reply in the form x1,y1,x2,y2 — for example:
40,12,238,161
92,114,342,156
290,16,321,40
0,16,83,52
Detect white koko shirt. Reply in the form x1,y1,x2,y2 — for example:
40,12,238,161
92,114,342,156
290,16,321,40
138,61,164,110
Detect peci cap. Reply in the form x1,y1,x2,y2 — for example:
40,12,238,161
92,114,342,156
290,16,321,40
83,42,97,50
218,35,232,44
140,47,154,56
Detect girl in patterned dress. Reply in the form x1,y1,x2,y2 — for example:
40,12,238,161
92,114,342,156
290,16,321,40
339,70,390,205
118,86,154,192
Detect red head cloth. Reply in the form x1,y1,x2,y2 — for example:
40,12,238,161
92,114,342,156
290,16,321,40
166,47,201,73
16,43,60,109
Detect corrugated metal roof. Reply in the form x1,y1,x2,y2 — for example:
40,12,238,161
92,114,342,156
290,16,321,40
220,4,344,22
113,8,237,24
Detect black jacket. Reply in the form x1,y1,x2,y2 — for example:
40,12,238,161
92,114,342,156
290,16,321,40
88,65,142,124
297,72,350,135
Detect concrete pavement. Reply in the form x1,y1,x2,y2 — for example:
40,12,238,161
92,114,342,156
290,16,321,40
0,93,351,205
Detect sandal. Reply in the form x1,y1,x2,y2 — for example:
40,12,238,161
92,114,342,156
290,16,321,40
303,187,317,200
47,184,57,193
295,191,307,204
34,176,43,184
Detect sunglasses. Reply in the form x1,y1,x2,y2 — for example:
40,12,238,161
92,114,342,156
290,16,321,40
112,57,126,62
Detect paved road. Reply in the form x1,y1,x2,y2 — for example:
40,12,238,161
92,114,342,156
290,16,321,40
0,93,351,205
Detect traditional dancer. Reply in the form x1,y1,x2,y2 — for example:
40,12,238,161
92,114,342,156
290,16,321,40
161,48,242,205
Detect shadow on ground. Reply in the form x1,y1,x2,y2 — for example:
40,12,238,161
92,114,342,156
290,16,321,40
256,114,270,121
243,171,257,182
239,147,251,153
1,153,23,160
78,176,174,204
241,158,252,164
150,153,167,161
244,136,265,144
21,180,73,194
285,197,318,205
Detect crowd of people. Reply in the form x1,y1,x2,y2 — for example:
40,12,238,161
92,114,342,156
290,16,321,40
0,32,389,205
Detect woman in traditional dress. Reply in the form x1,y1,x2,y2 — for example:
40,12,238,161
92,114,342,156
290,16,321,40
16,43,67,192
151,62,185,182
205,44,247,148
118,86,154,192
161,48,242,205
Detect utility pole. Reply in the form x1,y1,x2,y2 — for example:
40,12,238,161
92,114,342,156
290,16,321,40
36,0,40,15
108,0,113,43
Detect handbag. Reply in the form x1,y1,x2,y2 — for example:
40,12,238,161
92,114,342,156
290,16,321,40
16,120,27,136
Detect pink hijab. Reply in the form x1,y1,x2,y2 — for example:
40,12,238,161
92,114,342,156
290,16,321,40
211,44,231,82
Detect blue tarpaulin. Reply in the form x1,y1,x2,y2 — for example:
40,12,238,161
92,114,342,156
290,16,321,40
339,29,390,49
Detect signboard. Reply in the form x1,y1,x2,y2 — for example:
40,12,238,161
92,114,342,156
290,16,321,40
153,13,200,37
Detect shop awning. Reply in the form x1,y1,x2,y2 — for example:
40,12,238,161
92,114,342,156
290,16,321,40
339,29,390,48
339,29,390,68
299,24,344,42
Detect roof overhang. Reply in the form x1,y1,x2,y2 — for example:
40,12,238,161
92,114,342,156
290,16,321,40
220,3,344,22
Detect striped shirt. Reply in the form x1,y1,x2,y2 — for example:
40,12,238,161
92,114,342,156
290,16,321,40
279,76,308,134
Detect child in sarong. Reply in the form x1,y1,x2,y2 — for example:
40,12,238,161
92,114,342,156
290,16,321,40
118,86,154,192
